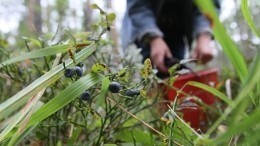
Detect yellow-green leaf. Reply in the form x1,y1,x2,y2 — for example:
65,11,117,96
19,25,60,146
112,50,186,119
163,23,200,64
140,58,152,79
107,13,116,23
168,64,180,76
140,89,146,97
116,67,127,77
168,75,178,86
90,4,99,9
91,63,108,73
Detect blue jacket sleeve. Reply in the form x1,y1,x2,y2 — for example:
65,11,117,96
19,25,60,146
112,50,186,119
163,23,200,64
126,0,163,43
192,0,221,38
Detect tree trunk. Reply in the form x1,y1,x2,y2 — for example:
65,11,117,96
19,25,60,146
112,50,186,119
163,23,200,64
27,0,42,35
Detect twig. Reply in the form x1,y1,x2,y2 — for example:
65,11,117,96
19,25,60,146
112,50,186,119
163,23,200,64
0,72,11,80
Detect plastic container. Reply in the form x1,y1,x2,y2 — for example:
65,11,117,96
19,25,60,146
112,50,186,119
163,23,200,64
177,100,206,130
165,68,218,130
166,68,218,105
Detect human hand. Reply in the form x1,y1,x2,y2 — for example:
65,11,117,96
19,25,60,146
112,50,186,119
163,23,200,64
191,33,214,64
150,37,172,72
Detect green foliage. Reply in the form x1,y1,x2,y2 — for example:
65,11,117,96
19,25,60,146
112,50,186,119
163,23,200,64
0,2,259,146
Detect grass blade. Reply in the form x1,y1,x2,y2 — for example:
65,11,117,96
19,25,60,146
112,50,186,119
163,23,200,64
0,44,68,68
185,81,234,107
207,52,260,135
241,0,260,37
0,41,93,69
26,73,103,127
214,109,260,145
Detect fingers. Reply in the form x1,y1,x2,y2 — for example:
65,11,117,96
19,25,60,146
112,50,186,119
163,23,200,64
200,53,213,64
191,51,198,60
151,51,168,72
155,53,168,72
194,34,214,64
191,50,213,64
150,37,172,73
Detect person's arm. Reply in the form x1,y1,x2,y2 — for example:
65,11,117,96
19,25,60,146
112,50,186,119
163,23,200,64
127,0,163,42
191,0,220,64
192,0,220,39
127,0,172,72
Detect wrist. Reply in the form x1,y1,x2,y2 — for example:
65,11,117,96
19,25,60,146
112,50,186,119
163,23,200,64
197,32,212,43
150,37,162,45
142,33,161,46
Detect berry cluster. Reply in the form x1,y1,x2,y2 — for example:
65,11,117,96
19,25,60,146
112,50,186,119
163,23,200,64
64,66,83,78
108,81,140,97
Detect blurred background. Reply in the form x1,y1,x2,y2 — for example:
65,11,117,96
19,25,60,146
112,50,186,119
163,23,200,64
0,0,259,59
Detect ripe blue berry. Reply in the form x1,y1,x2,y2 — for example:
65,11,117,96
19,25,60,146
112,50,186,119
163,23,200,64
80,91,91,101
64,68,75,78
75,66,83,77
125,89,140,97
108,81,121,93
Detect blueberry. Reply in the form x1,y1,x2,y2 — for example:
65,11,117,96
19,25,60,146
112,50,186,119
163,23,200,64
64,68,75,78
80,91,91,101
108,81,121,93
125,89,140,97
75,66,83,77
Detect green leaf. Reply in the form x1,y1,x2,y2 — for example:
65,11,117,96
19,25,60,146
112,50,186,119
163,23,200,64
0,44,69,68
5,102,43,145
168,75,178,86
185,81,234,107
230,52,260,123
90,4,105,14
0,42,96,120
207,53,260,136
0,41,93,69
22,37,42,48
214,109,260,145
107,13,116,23
103,144,117,146
96,77,110,107
90,4,99,9
168,64,179,76
26,73,103,128
241,0,260,37
114,129,154,145
91,63,108,73
116,67,127,77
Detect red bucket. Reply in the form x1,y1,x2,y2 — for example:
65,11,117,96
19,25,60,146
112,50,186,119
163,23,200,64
166,68,218,105
165,68,218,130
177,100,207,130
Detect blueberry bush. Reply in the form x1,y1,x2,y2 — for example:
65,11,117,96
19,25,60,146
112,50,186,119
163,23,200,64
0,1,260,146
